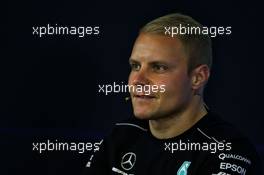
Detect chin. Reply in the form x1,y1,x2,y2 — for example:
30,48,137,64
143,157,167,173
133,111,152,120
133,109,157,120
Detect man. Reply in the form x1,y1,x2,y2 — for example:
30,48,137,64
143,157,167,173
83,13,261,174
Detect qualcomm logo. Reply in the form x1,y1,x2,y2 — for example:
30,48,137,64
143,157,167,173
177,161,191,175
121,152,137,171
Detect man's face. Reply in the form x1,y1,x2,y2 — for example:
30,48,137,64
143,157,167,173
128,33,194,120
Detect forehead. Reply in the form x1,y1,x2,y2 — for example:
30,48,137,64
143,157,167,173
131,33,187,62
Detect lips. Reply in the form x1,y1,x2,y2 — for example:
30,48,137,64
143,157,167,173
133,94,156,99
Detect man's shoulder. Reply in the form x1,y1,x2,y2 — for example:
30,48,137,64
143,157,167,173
192,111,259,157
197,111,249,141
198,111,260,159
192,111,262,174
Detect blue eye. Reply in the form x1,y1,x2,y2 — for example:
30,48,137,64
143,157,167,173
152,64,168,72
130,63,141,71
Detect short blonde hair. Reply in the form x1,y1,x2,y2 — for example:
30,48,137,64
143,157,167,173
140,13,212,74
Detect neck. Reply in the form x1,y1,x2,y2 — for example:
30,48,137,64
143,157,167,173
149,96,207,139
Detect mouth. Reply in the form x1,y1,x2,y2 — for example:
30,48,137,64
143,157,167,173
133,94,157,99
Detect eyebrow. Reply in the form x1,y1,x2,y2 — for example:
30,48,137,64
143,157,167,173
129,58,170,65
129,58,139,63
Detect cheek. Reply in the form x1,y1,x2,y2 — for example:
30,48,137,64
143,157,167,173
158,75,191,96
128,72,133,85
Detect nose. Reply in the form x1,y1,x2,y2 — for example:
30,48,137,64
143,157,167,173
130,67,150,86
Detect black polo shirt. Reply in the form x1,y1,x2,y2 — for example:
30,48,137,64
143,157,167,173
83,111,261,175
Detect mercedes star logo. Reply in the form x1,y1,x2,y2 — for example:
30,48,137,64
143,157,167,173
121,152,136,170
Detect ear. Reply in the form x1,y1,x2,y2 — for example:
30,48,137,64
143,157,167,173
191,64,210,90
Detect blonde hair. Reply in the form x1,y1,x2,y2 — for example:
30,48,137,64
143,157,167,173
140,13,212,74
